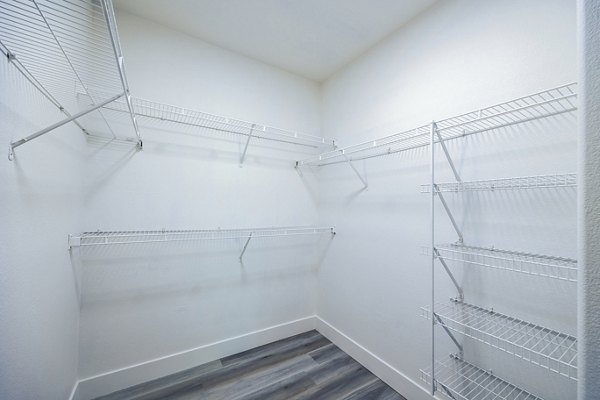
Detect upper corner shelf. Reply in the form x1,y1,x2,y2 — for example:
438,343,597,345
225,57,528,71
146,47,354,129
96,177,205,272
1,0,141,159
297,83,577,167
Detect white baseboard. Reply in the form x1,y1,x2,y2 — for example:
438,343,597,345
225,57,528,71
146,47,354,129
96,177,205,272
315,316,433,400
76,316,317,400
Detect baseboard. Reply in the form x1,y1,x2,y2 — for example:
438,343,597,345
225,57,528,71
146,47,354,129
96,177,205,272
76,316,317,400
315,316,433,400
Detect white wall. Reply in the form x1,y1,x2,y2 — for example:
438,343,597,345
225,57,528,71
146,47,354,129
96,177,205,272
315,1,577,399
577,0,600,399
76,11,325,398
0,55,82,398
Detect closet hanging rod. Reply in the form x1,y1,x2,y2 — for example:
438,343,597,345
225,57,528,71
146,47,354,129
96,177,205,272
420,173,577,193
297,82,577,167
68,226,336,248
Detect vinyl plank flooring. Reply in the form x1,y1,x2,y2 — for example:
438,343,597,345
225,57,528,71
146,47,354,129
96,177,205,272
93,330,407,400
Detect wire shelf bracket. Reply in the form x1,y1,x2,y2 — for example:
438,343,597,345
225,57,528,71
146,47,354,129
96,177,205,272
422,299,578,380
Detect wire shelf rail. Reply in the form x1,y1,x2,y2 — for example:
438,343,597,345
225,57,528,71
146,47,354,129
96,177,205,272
297,83,577,167
435,243,577,282
421,173,577,193
78,88,335,150
420,355,543,400
1,0,141,159
421,300,577,380
68,226,335,248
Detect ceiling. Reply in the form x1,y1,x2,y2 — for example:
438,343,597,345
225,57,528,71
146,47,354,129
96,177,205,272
114,0,437,82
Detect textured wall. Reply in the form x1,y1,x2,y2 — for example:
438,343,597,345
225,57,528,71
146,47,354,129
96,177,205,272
577,0,600,399
0,51,82,399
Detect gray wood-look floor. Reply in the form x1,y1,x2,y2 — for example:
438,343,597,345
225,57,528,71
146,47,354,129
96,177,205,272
94,330,407,400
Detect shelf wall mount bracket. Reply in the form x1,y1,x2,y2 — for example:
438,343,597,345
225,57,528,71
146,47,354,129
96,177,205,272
239,232,253,261
434,124,461,182
8,92,125,161
240,124,256,166
434,185,464,244
433,313,464,359
434,248,464,301
342,152,368,189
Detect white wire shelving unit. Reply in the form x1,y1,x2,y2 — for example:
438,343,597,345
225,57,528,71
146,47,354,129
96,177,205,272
1,0,141,160
421,300,577,380
420,354,543,400
68,226,336,260
434,244,578,282
79,89,336,160
421,83,578,399
420,173,577,193
296,83,576,168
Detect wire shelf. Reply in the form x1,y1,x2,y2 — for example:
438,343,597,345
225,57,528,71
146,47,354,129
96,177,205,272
69,226,335,248
422,300,577,380
0,0,139,146
420,355,543,400
78,88,335,149
421,173,577,193
435,244,577,282
297,83,577,167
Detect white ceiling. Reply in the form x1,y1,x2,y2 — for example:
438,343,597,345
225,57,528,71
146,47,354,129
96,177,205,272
114,0,437,82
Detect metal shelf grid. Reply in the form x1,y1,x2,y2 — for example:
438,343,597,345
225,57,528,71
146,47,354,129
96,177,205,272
82,89,335,149
435,244,577,282
69,226,335,248
296,124,431,166
420,355,543,400
421,173,577,193
297,83,576,167
434,83,577,141
0,0,140,152
421,301,577,380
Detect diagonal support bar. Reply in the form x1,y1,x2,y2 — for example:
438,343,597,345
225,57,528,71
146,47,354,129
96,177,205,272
239,232,253,261
102,0,141,148
434,125,461,182
342,153,368,188
9,92,125,161
434,313,464,355
435,185,464,243
434,248,464,301
240,124,256,165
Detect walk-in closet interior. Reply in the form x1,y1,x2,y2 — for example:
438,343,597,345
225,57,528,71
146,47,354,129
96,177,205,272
1,0,599,399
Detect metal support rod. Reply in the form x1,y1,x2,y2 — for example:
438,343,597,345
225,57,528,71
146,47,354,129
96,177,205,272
342,153,368,188
101,0,141,147
430,121,436,396
434,248,464,301
434,313,464,355
240,124,256,165
435,126,461,182
435,186,464,243
9,92,125,160
0,41,88,136
239,232,253,261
